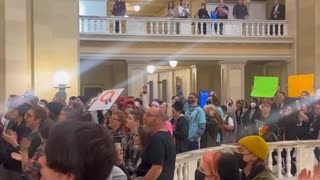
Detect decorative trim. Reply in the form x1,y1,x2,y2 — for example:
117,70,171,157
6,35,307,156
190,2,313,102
80,34,294,44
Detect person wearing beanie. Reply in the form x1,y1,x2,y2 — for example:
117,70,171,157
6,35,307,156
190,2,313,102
46,102,64,122
235,135,274,180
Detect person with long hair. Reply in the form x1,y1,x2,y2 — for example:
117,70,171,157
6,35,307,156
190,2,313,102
200,105,224,148
164,1,177,17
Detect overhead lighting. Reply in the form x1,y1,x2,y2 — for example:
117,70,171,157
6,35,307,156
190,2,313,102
53,71,70,86
124,15,128,18
169,61,178,68
147,65,155,74
133,5,140,12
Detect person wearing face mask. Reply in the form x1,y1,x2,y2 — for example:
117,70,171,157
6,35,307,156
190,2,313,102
195,151,240,180
240,98,261,138
235,136,274,180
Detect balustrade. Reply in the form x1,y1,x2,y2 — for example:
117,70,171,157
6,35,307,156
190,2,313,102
79,16,288,37
174,140,320,180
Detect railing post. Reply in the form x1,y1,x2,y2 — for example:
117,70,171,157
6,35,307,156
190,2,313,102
278,23,281,36
257,23,260,36
251,23,255,36
267,23,270,36
155,21,159,34
283,23,288,36
286,147,292,177
277,148,283,179
245,23,249,36
273,23,276,36
262,23,265,36
162,22,165,34
268,149,273,171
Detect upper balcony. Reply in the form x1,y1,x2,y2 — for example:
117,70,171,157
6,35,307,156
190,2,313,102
79,16,293,44
79,16,294,62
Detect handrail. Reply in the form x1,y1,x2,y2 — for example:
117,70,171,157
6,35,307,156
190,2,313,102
79,16,288,37
79,15,288,23
174,140,320,180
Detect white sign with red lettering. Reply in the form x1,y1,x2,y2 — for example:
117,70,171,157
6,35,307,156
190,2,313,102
88,88,124,111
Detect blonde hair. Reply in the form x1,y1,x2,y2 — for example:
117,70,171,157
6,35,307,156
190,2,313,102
203,104,217,115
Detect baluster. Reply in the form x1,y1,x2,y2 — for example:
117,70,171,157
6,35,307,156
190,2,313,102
88,19,92,32
162,22,165,34
217,22,220,35
262,23,265,36
188,159,198,179
155,21,159,34
245,23,249,36
174,22,177,34
199,22,203,35
167,22,171,34
257,23,260,36
99,19,102,32
277,148,283,179
251,23,255,36
283,23,288,36
183,163,188,180
93,19,96,32
113,20,116,33
268,149,273,171
80,18,84,33
273,24,276,36
150,22,154,34
178,164,183,180
267,23,270,36
295,147,300,177
278,23,281,36
206,21,210,36
286,148,292,177
119,20,122,33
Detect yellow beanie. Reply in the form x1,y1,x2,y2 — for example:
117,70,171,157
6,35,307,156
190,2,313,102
238,136,269,161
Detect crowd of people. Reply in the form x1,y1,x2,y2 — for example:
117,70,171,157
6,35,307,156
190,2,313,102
112,0,285,35
0,82,320,180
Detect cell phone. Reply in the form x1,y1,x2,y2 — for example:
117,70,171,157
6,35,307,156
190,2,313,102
296,100,301,110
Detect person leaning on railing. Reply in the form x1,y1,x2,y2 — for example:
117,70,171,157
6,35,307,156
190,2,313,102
235,136,275,180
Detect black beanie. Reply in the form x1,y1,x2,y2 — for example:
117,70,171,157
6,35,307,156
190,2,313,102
46,102,63,116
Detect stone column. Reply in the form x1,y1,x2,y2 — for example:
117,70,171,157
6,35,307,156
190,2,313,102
32,0,79,100
1,0,33,112
220,61,246,103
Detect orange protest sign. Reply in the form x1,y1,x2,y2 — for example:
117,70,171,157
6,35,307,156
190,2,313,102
288,74,314,97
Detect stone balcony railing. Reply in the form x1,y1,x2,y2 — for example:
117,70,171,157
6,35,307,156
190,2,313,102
174,140,320,180
79,16,288,37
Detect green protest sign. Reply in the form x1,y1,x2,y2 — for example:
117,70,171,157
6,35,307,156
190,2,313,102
251,76,279,98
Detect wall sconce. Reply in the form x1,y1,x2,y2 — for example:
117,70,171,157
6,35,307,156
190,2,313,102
53,71,71,91
133,5,140,12
147,65,155,74
169,60,178,68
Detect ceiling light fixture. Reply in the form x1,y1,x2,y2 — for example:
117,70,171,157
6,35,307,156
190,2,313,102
169,60,178,68
133,5,140,12
147,65,155,74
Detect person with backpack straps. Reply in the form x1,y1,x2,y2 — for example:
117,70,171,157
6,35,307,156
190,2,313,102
221,105,237,144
